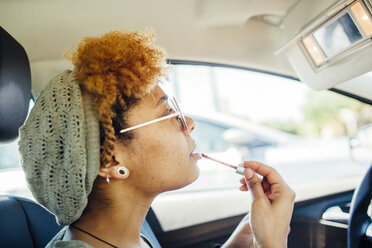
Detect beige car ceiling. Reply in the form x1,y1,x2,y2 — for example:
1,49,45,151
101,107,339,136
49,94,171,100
1,0,371,101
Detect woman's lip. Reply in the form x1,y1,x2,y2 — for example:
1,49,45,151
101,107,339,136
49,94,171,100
189,143,201,159
190,153,202,160
190,143,196,155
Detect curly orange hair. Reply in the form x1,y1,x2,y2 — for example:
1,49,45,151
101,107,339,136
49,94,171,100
64,29,168,166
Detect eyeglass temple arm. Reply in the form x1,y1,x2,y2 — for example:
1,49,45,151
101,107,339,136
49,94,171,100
120,112,180,134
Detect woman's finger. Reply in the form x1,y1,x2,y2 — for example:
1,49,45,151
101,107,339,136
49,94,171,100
243,161,285,186
244,167,266,201
239,184,248,191
262,178,270,192
241,176,271,194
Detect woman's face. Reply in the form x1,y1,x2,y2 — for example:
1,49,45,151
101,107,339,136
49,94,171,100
114,85,200,194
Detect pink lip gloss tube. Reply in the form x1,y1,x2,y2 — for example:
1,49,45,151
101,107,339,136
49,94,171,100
201,153,245,175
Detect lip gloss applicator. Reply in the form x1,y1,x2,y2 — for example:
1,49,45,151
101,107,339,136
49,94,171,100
201,153,245,175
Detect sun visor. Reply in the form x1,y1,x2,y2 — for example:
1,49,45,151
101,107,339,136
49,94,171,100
277,0,372,90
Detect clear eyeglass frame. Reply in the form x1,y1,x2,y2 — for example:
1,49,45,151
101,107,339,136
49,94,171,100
119,96,187,134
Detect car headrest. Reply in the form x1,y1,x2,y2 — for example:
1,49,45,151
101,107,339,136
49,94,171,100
0,26,31,143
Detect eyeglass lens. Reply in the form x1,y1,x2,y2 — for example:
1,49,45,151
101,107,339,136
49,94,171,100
168,97,188,130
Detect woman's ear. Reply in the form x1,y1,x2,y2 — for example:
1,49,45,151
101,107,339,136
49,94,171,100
98,143,131,181
98,163,130,180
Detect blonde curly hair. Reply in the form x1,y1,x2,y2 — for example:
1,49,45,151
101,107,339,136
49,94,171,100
64,29,168,167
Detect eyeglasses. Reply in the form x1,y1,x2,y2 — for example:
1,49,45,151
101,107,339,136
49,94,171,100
120,96,188,134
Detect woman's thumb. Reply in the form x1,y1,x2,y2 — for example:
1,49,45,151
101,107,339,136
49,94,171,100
244,168,265,201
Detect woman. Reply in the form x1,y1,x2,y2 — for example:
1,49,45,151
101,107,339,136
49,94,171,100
19,30,295,248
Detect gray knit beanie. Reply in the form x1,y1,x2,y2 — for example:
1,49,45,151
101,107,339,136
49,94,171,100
18,70,100,225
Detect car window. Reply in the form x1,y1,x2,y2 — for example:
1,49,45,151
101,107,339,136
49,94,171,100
1,65,371,231
0,142,20,170
191,119,229,153
0,99,34,171
152,63,372,231
0,100,34,198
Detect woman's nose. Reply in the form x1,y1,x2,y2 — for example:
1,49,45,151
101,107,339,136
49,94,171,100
184,116,195,134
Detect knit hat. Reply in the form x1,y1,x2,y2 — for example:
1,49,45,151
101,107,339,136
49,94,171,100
18,70,100,225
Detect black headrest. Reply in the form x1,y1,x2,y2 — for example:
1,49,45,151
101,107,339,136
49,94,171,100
0,26,31,143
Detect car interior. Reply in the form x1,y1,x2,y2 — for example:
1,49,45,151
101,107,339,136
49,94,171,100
0,0,372,248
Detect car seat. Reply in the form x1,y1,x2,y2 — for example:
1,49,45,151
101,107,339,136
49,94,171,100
0,195,162,248
0,26,162,248
0,195,63,247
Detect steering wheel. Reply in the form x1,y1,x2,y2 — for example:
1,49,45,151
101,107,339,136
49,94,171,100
348,164,372,247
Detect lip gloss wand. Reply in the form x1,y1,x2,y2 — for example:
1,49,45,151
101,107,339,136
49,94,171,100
201,153,245,175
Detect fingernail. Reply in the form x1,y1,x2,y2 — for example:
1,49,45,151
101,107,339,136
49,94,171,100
245,168,253,179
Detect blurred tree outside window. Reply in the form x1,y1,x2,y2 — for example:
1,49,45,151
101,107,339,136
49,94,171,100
167,65,372,138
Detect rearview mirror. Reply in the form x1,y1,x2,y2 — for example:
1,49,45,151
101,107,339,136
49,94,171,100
349,124,372,166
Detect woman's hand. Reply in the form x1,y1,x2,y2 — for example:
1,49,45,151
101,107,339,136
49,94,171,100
222,161,295,248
